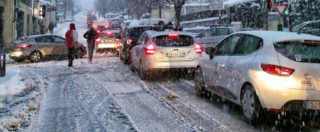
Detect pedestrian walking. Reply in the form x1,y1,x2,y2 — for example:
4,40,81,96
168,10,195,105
49,22,55,34
65,23,78,68
83,27,98,62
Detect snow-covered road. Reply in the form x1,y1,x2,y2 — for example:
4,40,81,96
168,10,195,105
1,12,320,132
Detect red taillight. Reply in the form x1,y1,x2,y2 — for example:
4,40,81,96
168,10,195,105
115,38,119,42
95,38,101,43
106,31,112,35
145,43,156,55
127,39,132,45
168,33,179,38
97,30,101,34
105,25,109,28
149,68,155,71
18,43,31,49
261,64,295,77
195,43,201,54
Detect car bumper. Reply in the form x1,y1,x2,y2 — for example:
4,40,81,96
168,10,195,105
9,51,27,60
250,71,320,111
97,43,117,49
143,59,198,70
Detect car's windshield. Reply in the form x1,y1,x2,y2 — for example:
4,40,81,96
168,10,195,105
153,35,194,47
274,41,320,63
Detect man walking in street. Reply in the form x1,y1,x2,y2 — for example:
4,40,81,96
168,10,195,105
49,22,55,34
84,27,98,62
65,23,78,68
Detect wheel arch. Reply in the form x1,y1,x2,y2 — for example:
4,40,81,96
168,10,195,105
240,82,263,108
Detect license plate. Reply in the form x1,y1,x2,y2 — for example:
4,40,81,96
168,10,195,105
166,52,185,58
306,101,320,110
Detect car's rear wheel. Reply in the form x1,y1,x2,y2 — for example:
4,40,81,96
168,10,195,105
195,67,205,97
139,60,147,80
75,49,83,58
129,56,135,72
241,84,262,124
30,51,42,62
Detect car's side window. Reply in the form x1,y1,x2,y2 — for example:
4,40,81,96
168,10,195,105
137,33,145,44
216,35,241,55
234,35,262,55
215,28,229,36
35,37,45,43
143,35,148,45
53,36,65,43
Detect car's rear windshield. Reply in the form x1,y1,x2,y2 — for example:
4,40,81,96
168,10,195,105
101,33,119,38
153,35,194,47
274,41,320,63
130,27,155,38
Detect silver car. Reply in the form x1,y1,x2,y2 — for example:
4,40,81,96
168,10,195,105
130,30,202,80
9,35,87,62
195,26,237,49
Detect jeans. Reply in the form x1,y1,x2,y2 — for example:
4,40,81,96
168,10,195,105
87,43,95,61
68,47,75,67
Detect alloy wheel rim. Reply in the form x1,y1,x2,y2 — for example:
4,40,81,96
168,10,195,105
242,90,255,119
32,52,40,62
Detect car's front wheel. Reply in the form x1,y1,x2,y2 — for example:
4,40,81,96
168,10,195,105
241,84,262,124
195,67,205,97
30,51,42,62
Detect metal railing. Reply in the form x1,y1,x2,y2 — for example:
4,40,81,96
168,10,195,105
0,54,6,77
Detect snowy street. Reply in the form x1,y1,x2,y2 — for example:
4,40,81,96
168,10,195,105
1,11,319,132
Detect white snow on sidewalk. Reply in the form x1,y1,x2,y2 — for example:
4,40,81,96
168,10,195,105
0,67,24,99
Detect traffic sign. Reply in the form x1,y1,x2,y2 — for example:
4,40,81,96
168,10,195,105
274,4,288,16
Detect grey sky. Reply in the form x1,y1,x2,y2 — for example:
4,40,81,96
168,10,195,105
79,0,94,10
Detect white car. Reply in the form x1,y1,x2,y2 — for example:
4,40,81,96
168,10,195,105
195,31,320,123
130,30,202,80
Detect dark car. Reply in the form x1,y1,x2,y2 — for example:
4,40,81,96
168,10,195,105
9,35,87,62
87,15,97,28
118,25,156,64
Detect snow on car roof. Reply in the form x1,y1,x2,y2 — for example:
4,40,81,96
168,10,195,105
238,31,320,43
146,30,193,38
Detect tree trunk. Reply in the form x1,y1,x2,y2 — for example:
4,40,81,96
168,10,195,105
174,5,182,26
159,6,162,18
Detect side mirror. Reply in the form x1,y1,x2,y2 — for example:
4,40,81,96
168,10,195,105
205,47,215,59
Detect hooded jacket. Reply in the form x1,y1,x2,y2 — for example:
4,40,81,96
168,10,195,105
65,23,78,48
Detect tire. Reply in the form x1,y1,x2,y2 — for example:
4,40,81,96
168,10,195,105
75,49,83,59
139,60,147,80
241,84,262,124
129,56,135,72
194,67,205,97
30,51,42,62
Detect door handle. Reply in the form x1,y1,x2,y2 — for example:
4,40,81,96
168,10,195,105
218,63,225,68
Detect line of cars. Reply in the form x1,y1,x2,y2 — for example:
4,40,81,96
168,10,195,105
115,19,320,124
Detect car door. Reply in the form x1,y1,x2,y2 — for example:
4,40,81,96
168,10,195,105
203,34,242,97
211,28,230,46
35,36,55,56
225,34,262,101
131,33,146,68
196,29,213,46
52,36,67,56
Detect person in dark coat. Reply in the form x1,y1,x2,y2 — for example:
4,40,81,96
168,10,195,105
65,23,78,68
83,27,98,62
49,22,54,34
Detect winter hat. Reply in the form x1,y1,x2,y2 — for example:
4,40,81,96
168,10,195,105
70,23,76,30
